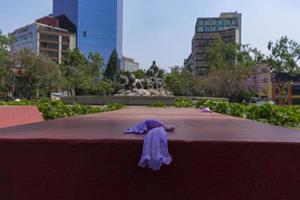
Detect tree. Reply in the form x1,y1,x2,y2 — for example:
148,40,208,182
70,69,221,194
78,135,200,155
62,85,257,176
104,50,119,81
88,52,104,79
62,49,109,96
203,38,261,101
17,49,62,99
0,63,15,100
92,79,114,95
267,36,300,105
165,66,195,96
132,69,146,79
61,48,89,95
0,31,15,99
207,36,262,70
201,67,253,101
88,52,105,94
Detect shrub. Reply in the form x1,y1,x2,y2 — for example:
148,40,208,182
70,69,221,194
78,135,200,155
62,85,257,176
198,100,300,128
105,103,125,111
150,101,166,108
173,98,193,108
0,98,124,120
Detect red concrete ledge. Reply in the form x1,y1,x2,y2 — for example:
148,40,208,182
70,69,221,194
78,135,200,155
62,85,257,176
0,107,299,199
0,106,44,128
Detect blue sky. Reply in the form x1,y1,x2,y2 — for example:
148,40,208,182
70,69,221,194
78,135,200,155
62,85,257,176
1,0,300,70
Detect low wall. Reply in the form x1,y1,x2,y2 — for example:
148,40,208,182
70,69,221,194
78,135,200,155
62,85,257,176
0,106,44,128
61,96,227,106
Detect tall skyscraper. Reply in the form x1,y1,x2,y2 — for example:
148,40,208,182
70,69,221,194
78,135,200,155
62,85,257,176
53,0,123,63
185,12,242,75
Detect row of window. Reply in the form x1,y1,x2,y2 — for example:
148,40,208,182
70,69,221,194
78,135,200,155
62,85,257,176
40,34,70,43
275,85,300,95
40,42,69,51
40,34,59,42
196,26,237,33
15,33,33,42
40,50,59,58
197,19,238,26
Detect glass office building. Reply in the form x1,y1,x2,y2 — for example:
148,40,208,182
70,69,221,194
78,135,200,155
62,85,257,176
53,0,123,63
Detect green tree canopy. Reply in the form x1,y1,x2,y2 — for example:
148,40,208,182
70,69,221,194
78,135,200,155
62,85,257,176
165,66,195,96
207,36,264,70
104,49,119,80
267,36,300,105
267,36,300,74
0,31,15,99
62,49,111,96
203,37,263,101
18,49,62,99
132,69,146,79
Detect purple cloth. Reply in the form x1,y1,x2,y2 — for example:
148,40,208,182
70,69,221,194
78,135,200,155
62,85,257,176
124,119,166,135
124,120,172,171
201,107,212,113
138,127,172,171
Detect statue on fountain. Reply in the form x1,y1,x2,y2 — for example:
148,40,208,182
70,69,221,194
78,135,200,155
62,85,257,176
116,61,173,97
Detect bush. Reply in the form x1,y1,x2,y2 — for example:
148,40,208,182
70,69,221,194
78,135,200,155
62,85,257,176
173,98,193,108
150,101,166,108
0,98,124,120
105,103,125,111
197,100,300,128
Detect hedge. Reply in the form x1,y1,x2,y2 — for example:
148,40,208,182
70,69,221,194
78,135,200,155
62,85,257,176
197,100,300,128
0,98,124,120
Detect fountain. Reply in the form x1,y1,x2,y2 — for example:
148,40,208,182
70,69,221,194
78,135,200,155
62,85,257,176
116,61,173,97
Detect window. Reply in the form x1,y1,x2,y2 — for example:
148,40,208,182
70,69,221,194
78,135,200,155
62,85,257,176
224,20,230,25
292,99,300,105
210,26,217,32
197,26,204,32
204,26,210,32
62,36,69,43
218,20,224,26
292,85,300,95
218,26,224,31
40,34,59,42
198,20,204,25
40,42,59,49
211,20,217,25
83,31,87,37
62,45,69,51
231,20,238,26
205,20,210,26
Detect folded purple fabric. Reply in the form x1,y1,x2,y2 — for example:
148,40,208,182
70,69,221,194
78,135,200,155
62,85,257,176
201,107,213,113
124,120,173,171
138,127,172,171
124,119,166,135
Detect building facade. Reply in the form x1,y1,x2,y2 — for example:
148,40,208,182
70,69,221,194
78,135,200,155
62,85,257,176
246,63,272,100
121,56,139,72
185,12,242,74
272,73,300,105
53,0,123,63
12,16,76,64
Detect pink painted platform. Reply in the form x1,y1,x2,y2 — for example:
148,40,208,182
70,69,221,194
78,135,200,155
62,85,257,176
0,106,43,128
